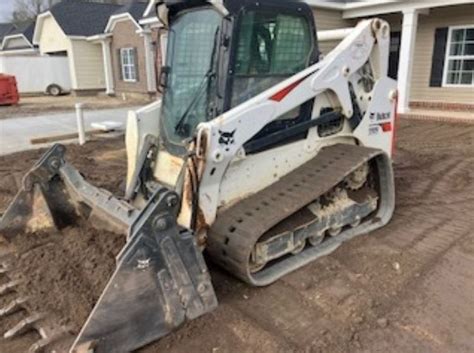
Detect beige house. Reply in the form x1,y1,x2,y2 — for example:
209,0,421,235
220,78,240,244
33,1,122,95
308,0,474,114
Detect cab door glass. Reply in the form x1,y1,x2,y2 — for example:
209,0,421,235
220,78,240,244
161,9,222,145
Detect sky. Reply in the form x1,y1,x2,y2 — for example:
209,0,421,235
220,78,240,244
0,0,14,22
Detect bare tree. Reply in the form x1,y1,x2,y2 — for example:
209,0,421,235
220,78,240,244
11,0,59,24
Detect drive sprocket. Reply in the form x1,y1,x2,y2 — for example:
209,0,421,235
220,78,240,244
345,163,369,190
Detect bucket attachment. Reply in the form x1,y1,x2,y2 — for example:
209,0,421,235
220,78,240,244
71,187,218,353
0,144,218,353
0,144,140,237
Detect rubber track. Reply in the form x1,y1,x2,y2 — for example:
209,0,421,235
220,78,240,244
208,144,391,286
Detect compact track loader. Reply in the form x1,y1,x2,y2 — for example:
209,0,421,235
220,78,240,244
0,0,397,352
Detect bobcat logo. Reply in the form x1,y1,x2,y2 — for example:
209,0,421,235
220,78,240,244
218,129,236,146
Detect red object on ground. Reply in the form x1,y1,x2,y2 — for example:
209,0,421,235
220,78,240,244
0,74,20,106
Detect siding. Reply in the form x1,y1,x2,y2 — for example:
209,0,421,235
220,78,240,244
313,8,353,55
36,15,76,88
70,39,105,90
111,20,148,94
409,5,474,104
38,16,70,54
313,10,401,56
3,36,31,49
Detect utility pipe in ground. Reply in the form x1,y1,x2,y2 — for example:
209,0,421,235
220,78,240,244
75,103,86,145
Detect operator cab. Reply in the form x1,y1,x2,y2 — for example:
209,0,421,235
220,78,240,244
158,0,319,155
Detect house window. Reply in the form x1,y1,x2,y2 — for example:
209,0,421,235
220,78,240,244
443,26,474,87
121,48,137,82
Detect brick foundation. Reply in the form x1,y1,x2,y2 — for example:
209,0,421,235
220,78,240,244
409,101,474,112
400,113,474,124
72,89,106,97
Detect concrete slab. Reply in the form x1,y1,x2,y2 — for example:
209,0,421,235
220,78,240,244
0,107,138,155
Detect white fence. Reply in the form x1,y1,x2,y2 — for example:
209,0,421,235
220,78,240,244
0,55,71,94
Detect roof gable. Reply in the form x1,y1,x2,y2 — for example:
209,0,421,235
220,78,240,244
2,35,34,51
105,1,148,32
1,22,36,51
114,2,148,22
9,22,36,43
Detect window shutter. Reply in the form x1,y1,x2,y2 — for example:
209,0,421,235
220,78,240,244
133,48,140,82
429,27,449,87
117,49,123,81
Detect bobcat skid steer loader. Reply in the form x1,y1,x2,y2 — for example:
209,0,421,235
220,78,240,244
0,0,397,352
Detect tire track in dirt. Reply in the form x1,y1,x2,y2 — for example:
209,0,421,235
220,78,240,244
354,228,474,353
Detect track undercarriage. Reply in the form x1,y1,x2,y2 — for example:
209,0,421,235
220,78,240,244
208,144,395,286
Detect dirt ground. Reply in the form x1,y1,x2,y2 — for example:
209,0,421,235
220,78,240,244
0,119,473,353
0,139,128,352
0,94,153,119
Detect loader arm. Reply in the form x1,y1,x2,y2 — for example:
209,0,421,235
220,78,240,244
196,19,396,226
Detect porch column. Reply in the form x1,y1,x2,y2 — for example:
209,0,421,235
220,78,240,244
143,30,157,93
397,9,419,114
101,38,115,95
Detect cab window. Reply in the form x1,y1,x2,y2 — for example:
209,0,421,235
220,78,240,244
231,11,313,108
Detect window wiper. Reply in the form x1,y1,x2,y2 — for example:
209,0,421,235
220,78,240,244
174,29,220,135
174,71,214,135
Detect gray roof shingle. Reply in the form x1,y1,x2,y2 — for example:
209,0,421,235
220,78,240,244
48,0,122,37
9,21,36,42
0,23,15,42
